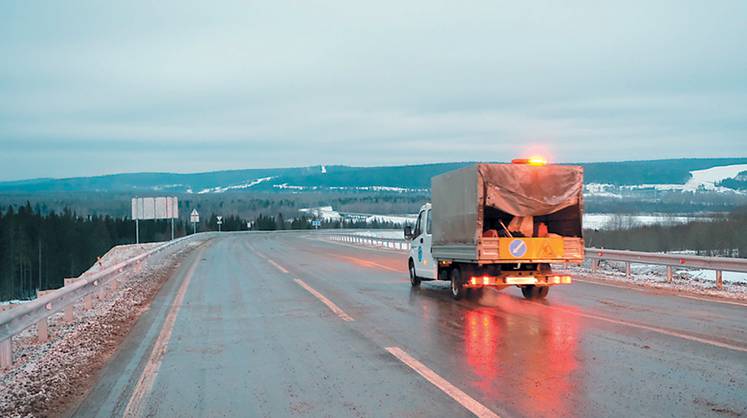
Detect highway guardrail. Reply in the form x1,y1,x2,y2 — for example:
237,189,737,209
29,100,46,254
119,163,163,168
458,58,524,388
325,232,747,290
0,232,218,369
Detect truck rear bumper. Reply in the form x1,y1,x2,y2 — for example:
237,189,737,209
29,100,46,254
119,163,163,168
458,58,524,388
465,272,572,288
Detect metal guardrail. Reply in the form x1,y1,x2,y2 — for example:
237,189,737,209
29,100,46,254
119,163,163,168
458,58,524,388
586,248,747,289
327,233,411,251
325,233,747,290
0,232,218,368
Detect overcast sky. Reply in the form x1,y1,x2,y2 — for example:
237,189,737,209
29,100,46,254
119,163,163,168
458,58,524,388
1,1,745,180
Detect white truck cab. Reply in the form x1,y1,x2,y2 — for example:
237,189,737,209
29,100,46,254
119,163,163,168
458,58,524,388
406,203,436,283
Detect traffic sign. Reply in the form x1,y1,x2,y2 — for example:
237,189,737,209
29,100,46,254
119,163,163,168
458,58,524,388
190,209,199,223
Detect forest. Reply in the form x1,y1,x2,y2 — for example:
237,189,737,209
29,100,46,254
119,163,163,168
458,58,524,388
585,205,747,257
0,203,401,301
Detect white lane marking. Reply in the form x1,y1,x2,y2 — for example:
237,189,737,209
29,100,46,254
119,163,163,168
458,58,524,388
124,248,203,417
677,294,747,307
267,258,289,274
542,304,747,353
385,347,501,418
293,278,354,321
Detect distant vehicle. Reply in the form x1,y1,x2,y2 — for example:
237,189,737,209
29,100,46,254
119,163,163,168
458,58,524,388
405,158,585,300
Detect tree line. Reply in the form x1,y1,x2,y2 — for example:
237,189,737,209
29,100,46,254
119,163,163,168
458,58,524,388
0,204,402,301
585,206,747,257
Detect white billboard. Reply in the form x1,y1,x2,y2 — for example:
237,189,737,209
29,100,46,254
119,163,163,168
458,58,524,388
132,197,178,220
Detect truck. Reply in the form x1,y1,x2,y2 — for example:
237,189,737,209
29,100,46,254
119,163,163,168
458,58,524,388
404,159,584,300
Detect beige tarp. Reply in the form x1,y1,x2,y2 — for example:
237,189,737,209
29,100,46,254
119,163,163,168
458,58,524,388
479,164,583,217
431,164,583,245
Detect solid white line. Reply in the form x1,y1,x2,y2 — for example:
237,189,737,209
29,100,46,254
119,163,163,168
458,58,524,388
385,347,501,418
293,279,354,321
677,294,747,307
575,278,747,307
124,247,203,417
543,304,747,353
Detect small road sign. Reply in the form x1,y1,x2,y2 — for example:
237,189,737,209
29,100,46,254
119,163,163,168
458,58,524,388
217,216,223,232
190,209,199,234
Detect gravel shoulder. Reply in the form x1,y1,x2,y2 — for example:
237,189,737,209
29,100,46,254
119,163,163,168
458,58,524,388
0,241,204,418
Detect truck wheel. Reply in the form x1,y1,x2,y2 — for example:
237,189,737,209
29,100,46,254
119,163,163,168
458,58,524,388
409,260,421,287
450,269,465,300
521,285,549,300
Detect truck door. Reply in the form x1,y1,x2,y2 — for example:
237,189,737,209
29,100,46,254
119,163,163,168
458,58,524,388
420,208,436,279
410,208,436,279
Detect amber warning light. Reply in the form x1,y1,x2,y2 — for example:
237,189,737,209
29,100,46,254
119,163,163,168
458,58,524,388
512,156,548,166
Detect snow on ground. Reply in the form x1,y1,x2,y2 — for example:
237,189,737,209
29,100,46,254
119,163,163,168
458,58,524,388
299,206,341,221
582,214,705,230
300,207,416,224
683,164,747,192
80,243,160,278
197,176,275,193
584,164,747,196
273,183,306,190
564,261,747,300
0,240,205,417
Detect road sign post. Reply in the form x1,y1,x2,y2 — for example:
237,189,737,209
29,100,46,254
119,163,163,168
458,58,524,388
131,197,179,243
217,216,223,232
190,209,200,235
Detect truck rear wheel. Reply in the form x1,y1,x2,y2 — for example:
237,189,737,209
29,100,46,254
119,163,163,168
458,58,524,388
521,285,549,300
409,260,421,287
450,268,466,300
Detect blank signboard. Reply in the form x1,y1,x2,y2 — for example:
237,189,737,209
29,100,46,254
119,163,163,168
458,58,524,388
132,197,178,220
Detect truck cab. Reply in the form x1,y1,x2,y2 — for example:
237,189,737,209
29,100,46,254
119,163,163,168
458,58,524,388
406,203,436,282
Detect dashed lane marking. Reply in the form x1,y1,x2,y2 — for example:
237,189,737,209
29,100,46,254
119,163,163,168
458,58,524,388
385,346,501,418
267,258,290,274
293,278,354,321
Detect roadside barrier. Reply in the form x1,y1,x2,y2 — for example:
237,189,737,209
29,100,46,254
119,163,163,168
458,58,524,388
324,233,747,290
0,232,218,369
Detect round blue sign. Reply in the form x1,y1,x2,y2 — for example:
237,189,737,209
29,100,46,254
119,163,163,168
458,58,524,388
509,239,527,258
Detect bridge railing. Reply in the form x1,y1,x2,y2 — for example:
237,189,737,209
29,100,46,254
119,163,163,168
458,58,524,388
0,232,218,369
324,232,747,290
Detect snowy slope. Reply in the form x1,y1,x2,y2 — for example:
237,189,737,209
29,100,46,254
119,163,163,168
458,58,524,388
682,164,747,192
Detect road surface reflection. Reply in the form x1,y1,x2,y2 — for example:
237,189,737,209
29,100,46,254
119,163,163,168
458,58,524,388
422,287,583,417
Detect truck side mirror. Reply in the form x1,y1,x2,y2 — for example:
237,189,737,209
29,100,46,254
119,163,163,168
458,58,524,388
404,225,413,239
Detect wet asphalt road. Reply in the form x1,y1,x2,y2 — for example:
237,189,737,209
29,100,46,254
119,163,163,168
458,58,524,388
72,233,747,418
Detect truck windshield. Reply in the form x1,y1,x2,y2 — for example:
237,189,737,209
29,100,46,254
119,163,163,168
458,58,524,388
413,211,424,237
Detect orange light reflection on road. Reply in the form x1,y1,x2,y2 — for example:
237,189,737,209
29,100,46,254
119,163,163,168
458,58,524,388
463,299,581,417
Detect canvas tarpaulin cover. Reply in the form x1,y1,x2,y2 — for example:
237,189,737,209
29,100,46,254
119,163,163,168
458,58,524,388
479,164,583,217
431,164,583,245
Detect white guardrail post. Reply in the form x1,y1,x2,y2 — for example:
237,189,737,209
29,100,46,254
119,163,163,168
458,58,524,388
324,233,747,291
0,232,217,369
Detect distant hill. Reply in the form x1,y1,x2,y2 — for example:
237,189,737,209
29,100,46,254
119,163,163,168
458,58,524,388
1,158,747,194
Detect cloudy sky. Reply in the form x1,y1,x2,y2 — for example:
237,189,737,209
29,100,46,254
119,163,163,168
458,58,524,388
1,1,745,180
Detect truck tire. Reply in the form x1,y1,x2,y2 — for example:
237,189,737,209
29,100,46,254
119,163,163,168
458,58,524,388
521,285,549,300
409,260,421,287
450,268,466,300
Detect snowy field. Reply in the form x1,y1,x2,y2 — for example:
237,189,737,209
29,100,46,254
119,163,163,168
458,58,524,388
582,214,708,230
586,163,747,197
